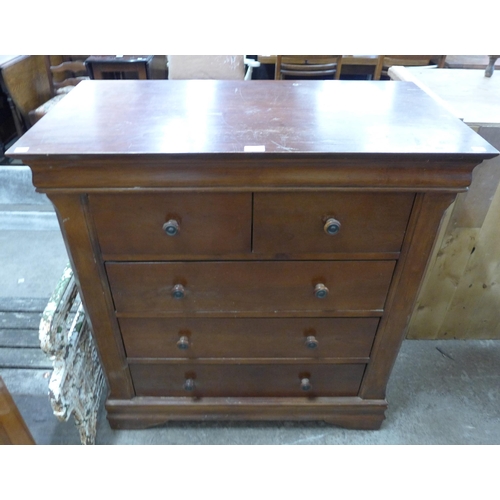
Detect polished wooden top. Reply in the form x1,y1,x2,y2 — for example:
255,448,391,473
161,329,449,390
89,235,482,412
6,80,498,159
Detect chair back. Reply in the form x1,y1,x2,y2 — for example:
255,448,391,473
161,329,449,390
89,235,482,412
45,56,89,96
1,55,51,131
275,55,343,80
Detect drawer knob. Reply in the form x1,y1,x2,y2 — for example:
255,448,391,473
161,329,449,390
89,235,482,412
184,378,195,391
163,219,180,236
300,378,312,391
171,284,185,299
176,335,190,350
314,283,329,299
324,217,341,235
305,335,319,349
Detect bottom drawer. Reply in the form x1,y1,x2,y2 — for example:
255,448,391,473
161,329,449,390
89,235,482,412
130,363,365,398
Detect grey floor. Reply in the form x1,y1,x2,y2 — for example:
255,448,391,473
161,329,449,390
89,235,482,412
1,164,500,445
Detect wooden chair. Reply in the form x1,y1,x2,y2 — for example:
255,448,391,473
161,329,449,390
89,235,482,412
0,55,90,130
275,55,343,80
379,55,446,79
0,55,52,132
28,56,89,125
45,55,89,97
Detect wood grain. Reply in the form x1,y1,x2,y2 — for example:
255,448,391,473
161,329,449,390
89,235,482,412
119,317,379,359
106,261,395,316
89,192,252,257
253,192,414,254
0,376,35,444
130,362,365,398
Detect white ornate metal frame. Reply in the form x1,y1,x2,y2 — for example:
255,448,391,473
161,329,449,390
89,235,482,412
39,263,106,444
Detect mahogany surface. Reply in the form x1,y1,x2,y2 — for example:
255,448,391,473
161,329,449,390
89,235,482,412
6,80,496,158
252,192,414,254
130,363,365,398
120,317,379,360
5,80,497,430
106,261,395,315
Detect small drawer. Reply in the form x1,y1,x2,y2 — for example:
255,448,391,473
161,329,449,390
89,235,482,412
89,192,252,257
253,192,414,255
106,260,395,315
129,362,366,397
120,317,379,359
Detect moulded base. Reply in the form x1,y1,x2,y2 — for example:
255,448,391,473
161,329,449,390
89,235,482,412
105,396,387,430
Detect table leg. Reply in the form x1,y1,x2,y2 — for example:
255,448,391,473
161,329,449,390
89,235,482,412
485,55,499,77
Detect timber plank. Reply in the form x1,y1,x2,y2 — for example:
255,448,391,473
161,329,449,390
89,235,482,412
0,329,40,348
444,179,500,339
0,311,42,329
0,347,52,369
0,297,48,312
407,228,480,339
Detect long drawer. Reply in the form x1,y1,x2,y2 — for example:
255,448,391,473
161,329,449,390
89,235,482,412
130,362,366,397
253,192,414,254
120,317,379,359
106,261,396,315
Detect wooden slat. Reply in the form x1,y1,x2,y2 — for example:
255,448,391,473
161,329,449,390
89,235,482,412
0,297,48,312
0,311,42,329
0,329,40,348
0,347,52,369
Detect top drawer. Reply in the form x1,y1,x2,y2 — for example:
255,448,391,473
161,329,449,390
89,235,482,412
253,192,414,255
89,193,252,257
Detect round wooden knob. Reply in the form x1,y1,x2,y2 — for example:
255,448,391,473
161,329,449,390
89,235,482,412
171,284,185,299
314,283,329,299
300,378,312,391
163,219,180,236
176,335,189,350
184,378,195,391
324,217,341,235
305,335,318,349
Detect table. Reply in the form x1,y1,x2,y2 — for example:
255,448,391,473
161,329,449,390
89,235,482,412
6,80,496,430
444,55,500,71
389,66,500,340
86,55,154,80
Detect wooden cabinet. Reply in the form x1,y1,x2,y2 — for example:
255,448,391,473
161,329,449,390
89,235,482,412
6,80,497,430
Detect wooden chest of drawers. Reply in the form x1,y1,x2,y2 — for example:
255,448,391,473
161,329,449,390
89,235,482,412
7,80,497,429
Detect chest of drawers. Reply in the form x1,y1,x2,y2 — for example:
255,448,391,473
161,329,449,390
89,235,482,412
7,80,497,430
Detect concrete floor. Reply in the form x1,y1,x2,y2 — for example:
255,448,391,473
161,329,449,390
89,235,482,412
1,167,500,445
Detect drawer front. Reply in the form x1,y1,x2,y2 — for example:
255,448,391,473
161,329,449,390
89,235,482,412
130,363,365,397
107,261,396,315
120,317,379,359
253,192,414,254
89,193,252,257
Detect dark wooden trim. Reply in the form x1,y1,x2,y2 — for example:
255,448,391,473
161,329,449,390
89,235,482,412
46,193,134,399
359,192,457,399
106,396,388,430
26,156,483,192
0,376,35,444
